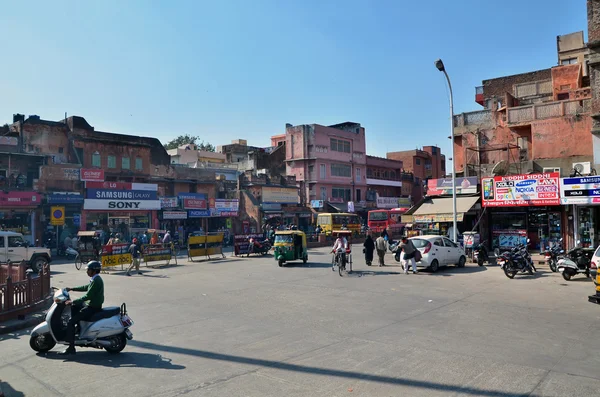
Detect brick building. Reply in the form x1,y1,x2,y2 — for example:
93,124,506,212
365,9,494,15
365,155,413,209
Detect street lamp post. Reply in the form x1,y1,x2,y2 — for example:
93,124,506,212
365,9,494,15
435,59,458,243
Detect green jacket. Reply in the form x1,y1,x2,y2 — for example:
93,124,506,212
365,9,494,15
72,275,104,308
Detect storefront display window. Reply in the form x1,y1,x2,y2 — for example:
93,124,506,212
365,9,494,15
577,207,595,248
86,212,151,242
0,211,32,238
491,212,527,249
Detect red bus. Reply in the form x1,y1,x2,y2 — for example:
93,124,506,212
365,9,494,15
367,208,409,236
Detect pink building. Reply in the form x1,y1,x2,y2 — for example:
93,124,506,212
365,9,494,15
274,122,367,211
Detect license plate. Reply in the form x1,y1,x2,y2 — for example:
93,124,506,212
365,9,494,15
125,329,133,339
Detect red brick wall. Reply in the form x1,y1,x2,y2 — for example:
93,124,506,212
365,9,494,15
552,64,582,100
73,140,152,174
482,69,552,100
589,0,600,43
22,123,70,163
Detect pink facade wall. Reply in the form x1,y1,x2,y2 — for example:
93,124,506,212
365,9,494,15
283,124,368,202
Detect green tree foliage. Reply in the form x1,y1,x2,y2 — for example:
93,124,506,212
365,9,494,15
163,134,215,152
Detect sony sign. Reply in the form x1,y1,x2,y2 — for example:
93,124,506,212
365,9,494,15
84,199,161,210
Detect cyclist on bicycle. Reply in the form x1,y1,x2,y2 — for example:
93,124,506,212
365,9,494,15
331,233,348,266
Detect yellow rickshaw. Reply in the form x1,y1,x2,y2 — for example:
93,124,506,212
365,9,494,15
273,230,308,267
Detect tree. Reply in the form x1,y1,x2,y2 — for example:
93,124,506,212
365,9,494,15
163,134,215,152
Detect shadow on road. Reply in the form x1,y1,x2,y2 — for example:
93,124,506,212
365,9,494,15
283,263,332,269
0,381,25,397
344,270,402,277
128,340,529,397
39,350,185,370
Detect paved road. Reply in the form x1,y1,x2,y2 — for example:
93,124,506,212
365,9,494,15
1,248,599,396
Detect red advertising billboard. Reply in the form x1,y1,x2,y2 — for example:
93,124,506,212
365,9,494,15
183,198,207,209
482,173,560,207
80,169,105,182
0,191,42,207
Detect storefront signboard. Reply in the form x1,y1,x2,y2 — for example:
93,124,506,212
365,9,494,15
160,197,179,208
482,173,560,207
414,213,465,223
101,243,131,268
234,233,265,256
83,199,161,210
73,214,81,227
47,192,84,204
143,245,173,263
262,187,298,204
376,197,400,209
262,203,282,211
188,209,210,218
163,211,188,219
0,136,18,146
62,168,81,181
398,198,412,207
560,176,600,205
80,169,104,182
183,198,207,209
86,189,158,200
214,199,239,212
492,229,527,248
310,200,324,208
178,193,207,200
86,182,157,191
217,211,238,217
427,177,478,196
0,191,42,207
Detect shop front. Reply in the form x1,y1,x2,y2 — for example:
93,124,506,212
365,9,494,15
0,191,42,244
410,196,480,237
560,175,600,249
45,192,85,244
82,182,160,242
482,173,563,251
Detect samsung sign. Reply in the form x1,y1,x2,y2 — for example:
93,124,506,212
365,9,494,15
86,189,157,200
84,199,161,210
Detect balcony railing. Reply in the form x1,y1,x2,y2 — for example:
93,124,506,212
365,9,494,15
514,79,552,98
507,99,590,124
453,110,493,127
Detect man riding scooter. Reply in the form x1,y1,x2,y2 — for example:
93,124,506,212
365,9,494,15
60,260,104,356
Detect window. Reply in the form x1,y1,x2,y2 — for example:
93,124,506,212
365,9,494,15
0,237,3,247
561,57,577,65
332,187,351,201
433,238,443,247
107,155,116,168
416,158,421,166
330,138,351,153
331,163,351,177
58,147,64,154
135,157,143,170
443,238,458,248
431,147,437,155
122,157,130,169
8,236,27,247
356,168,361,182
320,164,326,179
92,151,101,167
356,189,361,202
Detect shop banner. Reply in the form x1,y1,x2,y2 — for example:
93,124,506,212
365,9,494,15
560,176,600,205
234,233,265,256
427,177,478,196
376,197,400,209
183,198,207,209
85,181,158,191
160,197,179,208
217,211,238,217
0,191,42,206
83,199,161,210
163,211,188,219
214,199,239,212
492,229,527,248
86,189,158,200
0,136,18,146
178,193,207,200
61,168,81,181
143,244,173,263
414,213,465,223
398,198,412,207
262,187,298,204
310,200,324,208
482,173,560,207
101,243,131,268
80,169,104,182
262,203,282,211
47,192,84,204
188,209,210,218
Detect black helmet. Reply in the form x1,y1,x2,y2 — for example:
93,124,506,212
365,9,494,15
86,261,102,271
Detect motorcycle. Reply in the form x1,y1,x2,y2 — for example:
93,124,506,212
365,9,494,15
29,288,134,354
247,238,271,256
496,240,536,279
557,241,594,281
473,240,489,266
544,239,564,272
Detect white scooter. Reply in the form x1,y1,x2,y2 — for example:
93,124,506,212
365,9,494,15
29,288,134,354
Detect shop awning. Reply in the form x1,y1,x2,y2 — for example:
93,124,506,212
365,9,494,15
327,202,348,213
412,196,479,223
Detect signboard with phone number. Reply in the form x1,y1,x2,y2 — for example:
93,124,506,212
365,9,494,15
482,173,560,207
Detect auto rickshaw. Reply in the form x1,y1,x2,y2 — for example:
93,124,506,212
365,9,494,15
75,231,101,270
589,265,600,304
273,230,308,267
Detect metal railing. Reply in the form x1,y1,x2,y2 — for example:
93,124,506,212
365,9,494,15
507,99,590,124
0,264,51,322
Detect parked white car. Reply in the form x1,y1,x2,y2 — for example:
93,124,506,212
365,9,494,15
0,231,52,272
409,235,467,272
590,245,599,284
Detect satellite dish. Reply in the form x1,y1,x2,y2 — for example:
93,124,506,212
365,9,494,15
491,160,508,176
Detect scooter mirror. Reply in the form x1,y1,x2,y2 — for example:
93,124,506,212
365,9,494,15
526,238,530,243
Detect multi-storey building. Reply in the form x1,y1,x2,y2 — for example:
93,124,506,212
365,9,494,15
365,155,413,209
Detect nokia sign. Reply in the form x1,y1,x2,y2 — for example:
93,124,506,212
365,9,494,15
83,199,161,210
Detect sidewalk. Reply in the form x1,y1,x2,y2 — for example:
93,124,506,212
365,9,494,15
0,301,50,335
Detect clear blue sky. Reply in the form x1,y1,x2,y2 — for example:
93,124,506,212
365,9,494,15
0,0,587,161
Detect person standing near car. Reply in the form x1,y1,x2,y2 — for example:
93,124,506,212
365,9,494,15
400,236,418,274
375,233,387,267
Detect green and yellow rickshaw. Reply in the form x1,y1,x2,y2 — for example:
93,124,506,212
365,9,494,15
273,230,308,267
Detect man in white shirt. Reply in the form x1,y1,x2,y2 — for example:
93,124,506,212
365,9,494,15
331,233,348,267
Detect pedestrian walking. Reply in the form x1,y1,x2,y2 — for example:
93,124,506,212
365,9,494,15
375,233,387,267
399,236,418,274
363,233,375,266
127,238,142,276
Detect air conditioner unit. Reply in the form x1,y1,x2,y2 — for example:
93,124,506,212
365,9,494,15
542,167,561,174
573,161,591,175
